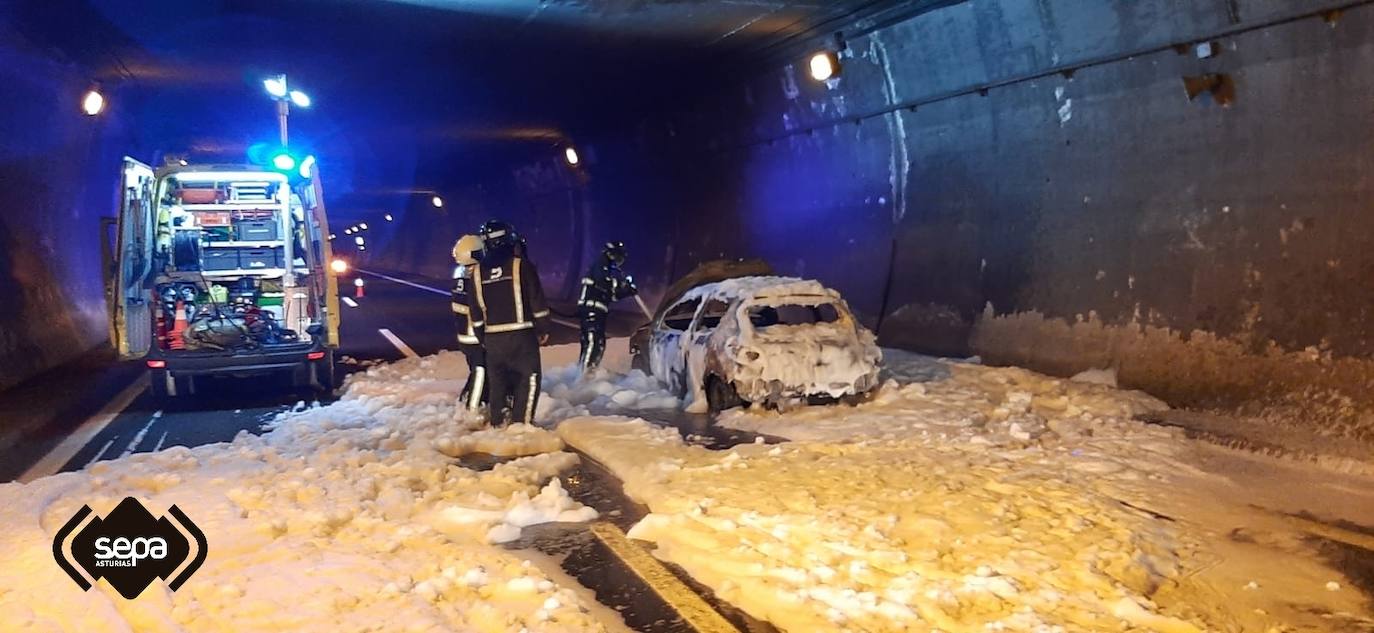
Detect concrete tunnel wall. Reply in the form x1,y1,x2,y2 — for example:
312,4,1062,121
0,17,134,392
568,0,1374,440
346,0,1374,442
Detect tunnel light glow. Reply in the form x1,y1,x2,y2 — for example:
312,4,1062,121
384,213,394,222
431,196,444,208
271,153,296,171
330,258,349,274
564,146,580,166
354,236,365,245
81,90,105,116
299,155,316,178
263,76,288,98
289,90,311,108
809,51,840,81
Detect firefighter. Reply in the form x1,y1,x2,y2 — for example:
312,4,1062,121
468,220,551,427
451,234,487,413
577,241,637,371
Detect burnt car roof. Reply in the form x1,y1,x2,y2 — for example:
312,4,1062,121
651,259,774,322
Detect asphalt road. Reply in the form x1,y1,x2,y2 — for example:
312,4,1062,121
0,268,585,483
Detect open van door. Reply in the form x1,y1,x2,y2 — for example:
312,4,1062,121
109,157,156,359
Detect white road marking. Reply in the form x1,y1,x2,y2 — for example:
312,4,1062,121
152,430,169,452
357,269,448,296
119,410,163,458
19,375,147,483
342,296,359,308
83,439,117,469
379,328,419,359
358,268,578,329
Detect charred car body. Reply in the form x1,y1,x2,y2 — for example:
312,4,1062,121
632,264,881,412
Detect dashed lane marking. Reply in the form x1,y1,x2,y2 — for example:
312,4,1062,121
378,328,419,359
358,268,579,330
357,269,448,296
119,410,163,458
19,375,148,483
83,439,117,469
588,522,740,633
342,297,359,308
152,430,169,452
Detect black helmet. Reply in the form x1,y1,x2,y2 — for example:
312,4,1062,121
603,241,627,266
479,220,517,250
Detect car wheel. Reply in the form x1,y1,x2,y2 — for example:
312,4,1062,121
149,370,195,399
705,374,744,413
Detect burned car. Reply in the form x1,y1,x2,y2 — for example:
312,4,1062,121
631,272,882,412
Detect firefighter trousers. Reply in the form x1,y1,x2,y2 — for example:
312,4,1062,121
484,330,542,426
458,343,487,411
578,309,608,371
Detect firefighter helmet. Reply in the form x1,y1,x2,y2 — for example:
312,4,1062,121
603,241,627,266
479,219,518,250
452,234,483,266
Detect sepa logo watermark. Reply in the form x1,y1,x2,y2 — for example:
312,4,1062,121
53,497,207,599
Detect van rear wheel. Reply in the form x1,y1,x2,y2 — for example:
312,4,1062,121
149,370,196,399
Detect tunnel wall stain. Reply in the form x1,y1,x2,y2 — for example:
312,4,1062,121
0,19,133,392
568,0,1374,438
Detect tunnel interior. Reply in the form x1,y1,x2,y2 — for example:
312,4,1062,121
4,0,1374,445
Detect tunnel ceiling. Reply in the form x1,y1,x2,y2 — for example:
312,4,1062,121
10,0,922,217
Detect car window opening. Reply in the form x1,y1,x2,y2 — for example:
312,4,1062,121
749,303,840,328
662,298,701,331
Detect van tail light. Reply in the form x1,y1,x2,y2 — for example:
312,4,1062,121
146,360,167,369
306,351,326,361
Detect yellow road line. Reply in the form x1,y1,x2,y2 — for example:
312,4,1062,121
589,522,740,633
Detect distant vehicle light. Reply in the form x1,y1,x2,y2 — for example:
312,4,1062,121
146,360,167,369
82,90,105,116
564,146,580,166
431,196,444,208
330,259,348,274
354,236,365,245
289,90,311,108
809,51,840,81
306,351,326,360
263,76,288,98
384,214,394,222
299,155,316,178
271,153,296,171
354,278,365,287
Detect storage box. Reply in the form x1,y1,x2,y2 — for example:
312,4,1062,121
201,249,240,271
178,188,222,204
240,247,283,270
235,219,279,241
194,210,232,227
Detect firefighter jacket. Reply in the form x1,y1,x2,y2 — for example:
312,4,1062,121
577,262,637,314
451,265,480,345
467,254,550,336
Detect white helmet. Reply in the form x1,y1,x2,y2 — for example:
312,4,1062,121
452,234,483,265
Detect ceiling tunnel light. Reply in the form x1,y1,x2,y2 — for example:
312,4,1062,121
809,51,840,82
289,90,311,108
263,76,287,98
564,146,580,166
82,90,105,116
431,196,444,208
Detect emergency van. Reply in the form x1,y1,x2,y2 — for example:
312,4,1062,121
107,157,341,398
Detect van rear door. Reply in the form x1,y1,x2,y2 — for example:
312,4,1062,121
109,157,156,359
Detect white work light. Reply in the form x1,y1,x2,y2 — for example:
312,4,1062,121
263,76,288,98
431,196,444,208
289,90,311,108
359,223,368,230
354,236,365,246
299,155,316,178
82,90,105,116
384,214,394,222
564,146,580,166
